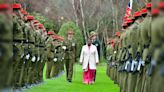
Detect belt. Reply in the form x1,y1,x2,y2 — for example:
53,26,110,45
66,49,73,52
28,41,34,44
144,44,150,49
13,39,24,43
128,45,131,48
35,45,45,48
51,50,55,52
13,39,34,44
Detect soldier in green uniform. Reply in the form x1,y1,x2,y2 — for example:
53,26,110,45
37,23,47,83
33,23,42,83
50,35,60,78
0,3,13,88
115,32,121,84
63,30,76,82
118,23,128,92
56,36,65,73
109,39,115,81
50,36,65,78
45,31,55,79
134,8,147,92
24,15,36,85
12,4,26,87
16,9,29,87
127,11,143,92
122,18,133,92
140,3,152,92
150,2,164,92
106,39,113,77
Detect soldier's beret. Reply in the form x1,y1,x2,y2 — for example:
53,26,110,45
42,28,46,32
38,24,44,29
152,8,159,16
51,35,64,41
52,35,59,39
58,36,64,41
115,32,121,37
111,39,115,43
122,22,127,27
12,4,21,9
21,9,27,15
126,19,133,24
133,11,141,17
47,31,55,35
123,16,128,21
0,4,9,10
33,20,39,24
67,31,74,35
26,15,34,21
146,3,152,9
141,8,147,14
158,2,164,9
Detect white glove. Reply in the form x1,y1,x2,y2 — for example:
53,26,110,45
62,57,64,60
125,61,130,70
62,46,67,50
114,51,117,54
37,57,40,62
131,60,137,71
25,54,30,60
53,58,57,62
32,56,36,62
21,54,24,58
72,43,75,46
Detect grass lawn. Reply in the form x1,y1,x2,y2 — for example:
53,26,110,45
26,63,120,92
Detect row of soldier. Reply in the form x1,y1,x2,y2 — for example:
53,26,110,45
0,3,76,90
106,1,164,92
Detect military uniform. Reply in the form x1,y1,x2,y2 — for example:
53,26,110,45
45,31,55,79
50,36,65,78
140,3,152,92
13,4,25,87
38,25,47,82
150,3,164,92
63,31,76,82
24,15,36,85
0,4,13,88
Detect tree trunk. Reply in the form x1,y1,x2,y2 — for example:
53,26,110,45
72,0,79,26
110,0,115,36
80,0,87,42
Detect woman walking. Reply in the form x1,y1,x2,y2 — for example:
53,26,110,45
80,39,99,84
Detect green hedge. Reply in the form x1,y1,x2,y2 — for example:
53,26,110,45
31,12,58,32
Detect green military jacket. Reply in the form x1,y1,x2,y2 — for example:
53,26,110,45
0,13,12,41
13,14,24,41
46,36,54,60
63,38,76,61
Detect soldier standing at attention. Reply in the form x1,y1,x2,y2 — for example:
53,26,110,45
45,31,55,79
12,4,25,87
0,3,13,88
140,3,152,92
63,30,76,83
